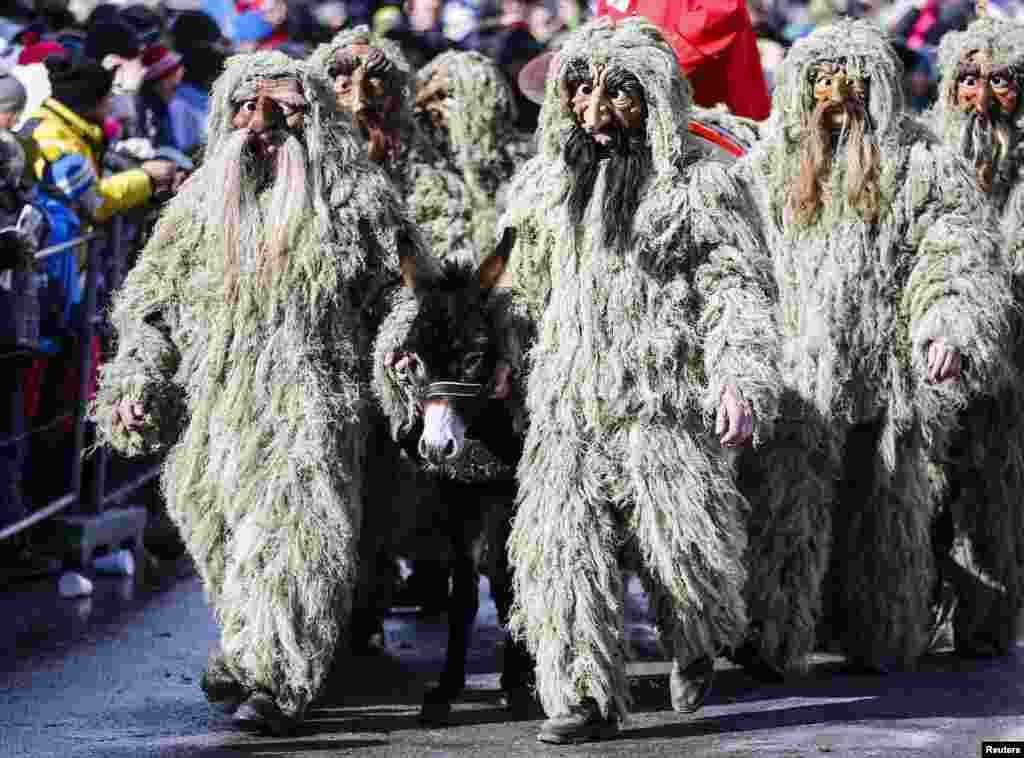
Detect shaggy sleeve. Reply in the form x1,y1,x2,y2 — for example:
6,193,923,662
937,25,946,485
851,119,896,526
690,161,782,444
1002,182,1024,278
486,157,552,385
363,217,441,438
92,229,186,457
371,285,423,439
901,145,1015,406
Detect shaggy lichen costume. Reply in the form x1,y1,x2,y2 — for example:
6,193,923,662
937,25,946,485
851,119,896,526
309,28,478,265
735,20,1013,673
924,12,1024,655
415,50,535,255
494,17,781,731
930,9,1024,245
92,52,436,726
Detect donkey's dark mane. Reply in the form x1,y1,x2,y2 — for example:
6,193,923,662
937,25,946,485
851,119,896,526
437,259,480,293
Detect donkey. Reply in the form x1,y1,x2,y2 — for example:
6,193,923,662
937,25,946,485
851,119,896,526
376,247,534,724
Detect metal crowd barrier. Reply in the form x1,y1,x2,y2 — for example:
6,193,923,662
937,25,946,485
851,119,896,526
0,216,159,566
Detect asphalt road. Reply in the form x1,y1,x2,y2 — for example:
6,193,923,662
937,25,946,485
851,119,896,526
2,562,1022,758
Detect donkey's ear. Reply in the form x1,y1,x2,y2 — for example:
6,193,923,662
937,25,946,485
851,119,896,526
476,229,514,293
400,253,419,292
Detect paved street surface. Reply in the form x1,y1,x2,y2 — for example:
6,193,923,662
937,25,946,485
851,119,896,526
2,559,1022,758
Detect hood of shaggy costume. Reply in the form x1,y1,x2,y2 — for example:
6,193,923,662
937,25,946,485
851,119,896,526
308,25,419,147
159,50,420,309
416,50,530,190
751,19,914,225
928,16,1024,203
535,15,694,185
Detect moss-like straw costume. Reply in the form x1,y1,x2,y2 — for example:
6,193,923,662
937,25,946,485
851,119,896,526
310,27,478,265
494,17,781,722
735,20,1014,672
91,51,437,719
929,15,1024,224
416,50,535,254
925,15,1024,655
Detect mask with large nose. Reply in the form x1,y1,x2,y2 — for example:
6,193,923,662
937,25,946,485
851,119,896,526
569,63,645,149
952,49,1021,193
811,63,869,132
956,50,1020,123
230,77,308,163
328,45,401,127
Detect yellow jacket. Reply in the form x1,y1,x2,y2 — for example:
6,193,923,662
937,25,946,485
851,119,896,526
27,98,153,223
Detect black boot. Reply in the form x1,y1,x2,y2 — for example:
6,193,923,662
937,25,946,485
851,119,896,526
232,691,296,737
670,655,715,714
537,699,619,744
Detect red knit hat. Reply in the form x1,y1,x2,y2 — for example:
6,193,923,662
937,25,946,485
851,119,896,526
18,40,66,66
141,45,184,82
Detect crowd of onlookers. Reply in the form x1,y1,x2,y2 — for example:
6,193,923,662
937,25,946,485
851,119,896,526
1,0,1022,579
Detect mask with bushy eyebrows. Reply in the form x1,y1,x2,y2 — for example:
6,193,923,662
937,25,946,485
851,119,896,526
561,59,651,253
328,44,402,122
230,76,309,161
565,61,646,148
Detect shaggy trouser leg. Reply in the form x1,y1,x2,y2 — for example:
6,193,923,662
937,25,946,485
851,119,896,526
510,422,749,725
351,416,405,653
164,425,363,721
626,422,749,667
487,494,534,697
509,431,630,723
835,417,934,672
737,394,833,676
938,392,1024,656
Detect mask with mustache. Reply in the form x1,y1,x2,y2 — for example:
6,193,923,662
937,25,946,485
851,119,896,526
205,76,312,301
414,63,453,160
563,62,650,253
792,62,881,227
329,44,403,163
953,53,1021,193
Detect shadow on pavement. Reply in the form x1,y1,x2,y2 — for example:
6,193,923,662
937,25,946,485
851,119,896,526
625,647,1024,742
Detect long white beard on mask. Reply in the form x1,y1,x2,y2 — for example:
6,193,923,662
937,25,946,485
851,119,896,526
195,128,311,297
958,110,1014,192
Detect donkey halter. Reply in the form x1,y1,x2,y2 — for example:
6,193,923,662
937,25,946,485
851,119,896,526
424,381,489,403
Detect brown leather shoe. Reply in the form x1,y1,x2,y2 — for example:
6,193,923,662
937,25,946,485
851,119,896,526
670,655,715,714
537,699,619,744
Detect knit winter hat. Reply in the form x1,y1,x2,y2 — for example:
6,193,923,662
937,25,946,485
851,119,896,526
42,152,102,216
17,39,66,65
171,10,224,50
141,45,184,82
0,73,27,114
45,53,115,113
84,19,142,61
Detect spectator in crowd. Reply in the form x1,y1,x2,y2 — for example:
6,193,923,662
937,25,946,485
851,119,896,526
84,16,145,139
385,0,451,69
25,53,175,325
138,45,185,151
0,73,26,131
169,10,230,155
0,106,55,578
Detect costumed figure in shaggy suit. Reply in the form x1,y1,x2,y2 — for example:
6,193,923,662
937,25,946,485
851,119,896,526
415,50,536,255
735,19,1014,675
92,51,436,735
493,17,781,744
923,0,1024,657
310,27,477,265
